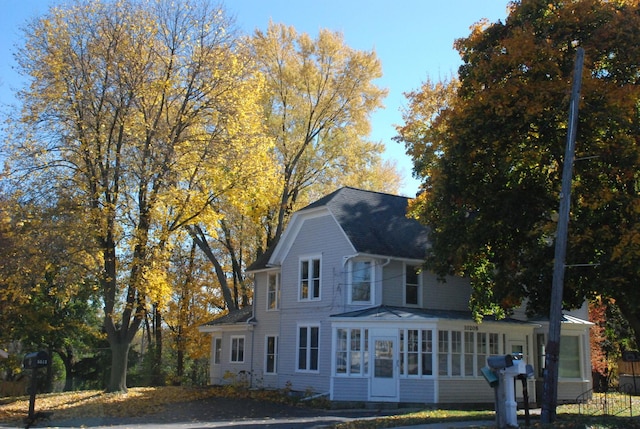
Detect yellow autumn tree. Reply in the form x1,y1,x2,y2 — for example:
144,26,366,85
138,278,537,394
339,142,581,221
251,22,398,248
5,0,272,392
186,23,399,319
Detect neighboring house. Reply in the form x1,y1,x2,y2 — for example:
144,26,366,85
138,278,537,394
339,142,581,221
199,187,592,406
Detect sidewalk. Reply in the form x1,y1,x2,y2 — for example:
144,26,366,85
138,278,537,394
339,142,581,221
393,421,495,429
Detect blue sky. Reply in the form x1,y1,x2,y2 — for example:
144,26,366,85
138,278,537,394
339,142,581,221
0,0,511,197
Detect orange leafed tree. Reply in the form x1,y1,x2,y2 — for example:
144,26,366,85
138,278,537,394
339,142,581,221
396,0,640,342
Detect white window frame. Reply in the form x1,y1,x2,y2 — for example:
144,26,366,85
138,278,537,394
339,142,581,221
464,331,475,376
404,264,421,306
399,328,434,378
213,337,222,365
267,272,280,311
230,335,245,363
559,334,582,379
334,328,369,376
438,330,502,377
348,258,374,304
299,256,321,301
450,330,462,376
297,324,320,372
265,335,278,375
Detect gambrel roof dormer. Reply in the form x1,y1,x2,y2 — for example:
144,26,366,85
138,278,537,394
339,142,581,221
248,187,429,272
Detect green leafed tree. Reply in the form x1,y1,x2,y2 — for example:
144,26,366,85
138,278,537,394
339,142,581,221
5,0,271,392
0,191,103,391
396,0,640,338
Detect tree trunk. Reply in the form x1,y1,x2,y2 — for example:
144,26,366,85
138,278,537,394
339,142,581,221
107,339,130,393
152,305,164,386
60,346,74,391
176,326,184,380
188,225,237,311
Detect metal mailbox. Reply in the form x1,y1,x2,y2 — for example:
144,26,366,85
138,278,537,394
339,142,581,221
487,354,513,370
23,351,49,369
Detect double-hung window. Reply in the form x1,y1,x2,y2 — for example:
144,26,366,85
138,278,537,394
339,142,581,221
230,336,245,363
265,336,278,374
559,335,581,378
405,265,420,306
350,259,373,304
267,272,280,310
299,257,321,301
213,337,222,365
298,325,319,372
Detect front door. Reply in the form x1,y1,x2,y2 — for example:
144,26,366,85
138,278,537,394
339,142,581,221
508,339,526,399
370,335,398,399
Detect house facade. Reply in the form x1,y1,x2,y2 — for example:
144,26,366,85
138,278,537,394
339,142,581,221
199,187,592,406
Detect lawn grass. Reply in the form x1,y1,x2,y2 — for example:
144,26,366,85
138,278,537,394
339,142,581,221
331,395,640,429
1,386,640,428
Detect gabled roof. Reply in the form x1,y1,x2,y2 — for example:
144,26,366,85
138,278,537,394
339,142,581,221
249,187,429,271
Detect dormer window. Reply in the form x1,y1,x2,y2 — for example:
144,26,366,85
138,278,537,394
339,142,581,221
349,259,373,304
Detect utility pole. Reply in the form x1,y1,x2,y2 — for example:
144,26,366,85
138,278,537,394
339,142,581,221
540,46,584,424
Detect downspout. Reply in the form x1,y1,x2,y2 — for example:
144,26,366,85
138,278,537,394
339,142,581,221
378,258,391,304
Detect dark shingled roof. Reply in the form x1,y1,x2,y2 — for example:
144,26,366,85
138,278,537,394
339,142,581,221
247,187,428,271
304,187,429,259
201,306,253,326
247,187,429,271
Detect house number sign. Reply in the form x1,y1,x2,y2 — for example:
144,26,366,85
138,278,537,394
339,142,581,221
464,325,479,331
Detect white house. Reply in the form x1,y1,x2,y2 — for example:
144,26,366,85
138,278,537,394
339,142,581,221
200,187,592,406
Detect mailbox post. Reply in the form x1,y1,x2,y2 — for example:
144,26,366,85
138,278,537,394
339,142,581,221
23,351,48,423
485,354,529,428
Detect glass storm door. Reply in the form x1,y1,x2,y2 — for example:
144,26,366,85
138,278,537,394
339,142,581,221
371,336,398,399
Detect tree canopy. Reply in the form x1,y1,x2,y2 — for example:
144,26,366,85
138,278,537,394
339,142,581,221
5,0,272,392
2,0,401,392
396,0,640,343
252,22,397,247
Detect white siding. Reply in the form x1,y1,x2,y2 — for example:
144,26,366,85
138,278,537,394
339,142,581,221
381,261,404,306
438,379,493,404
422,272,472,311
331,377,368,401
251,270,282,387
207,329,253,386
399,379,437,404
275,214,354,394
